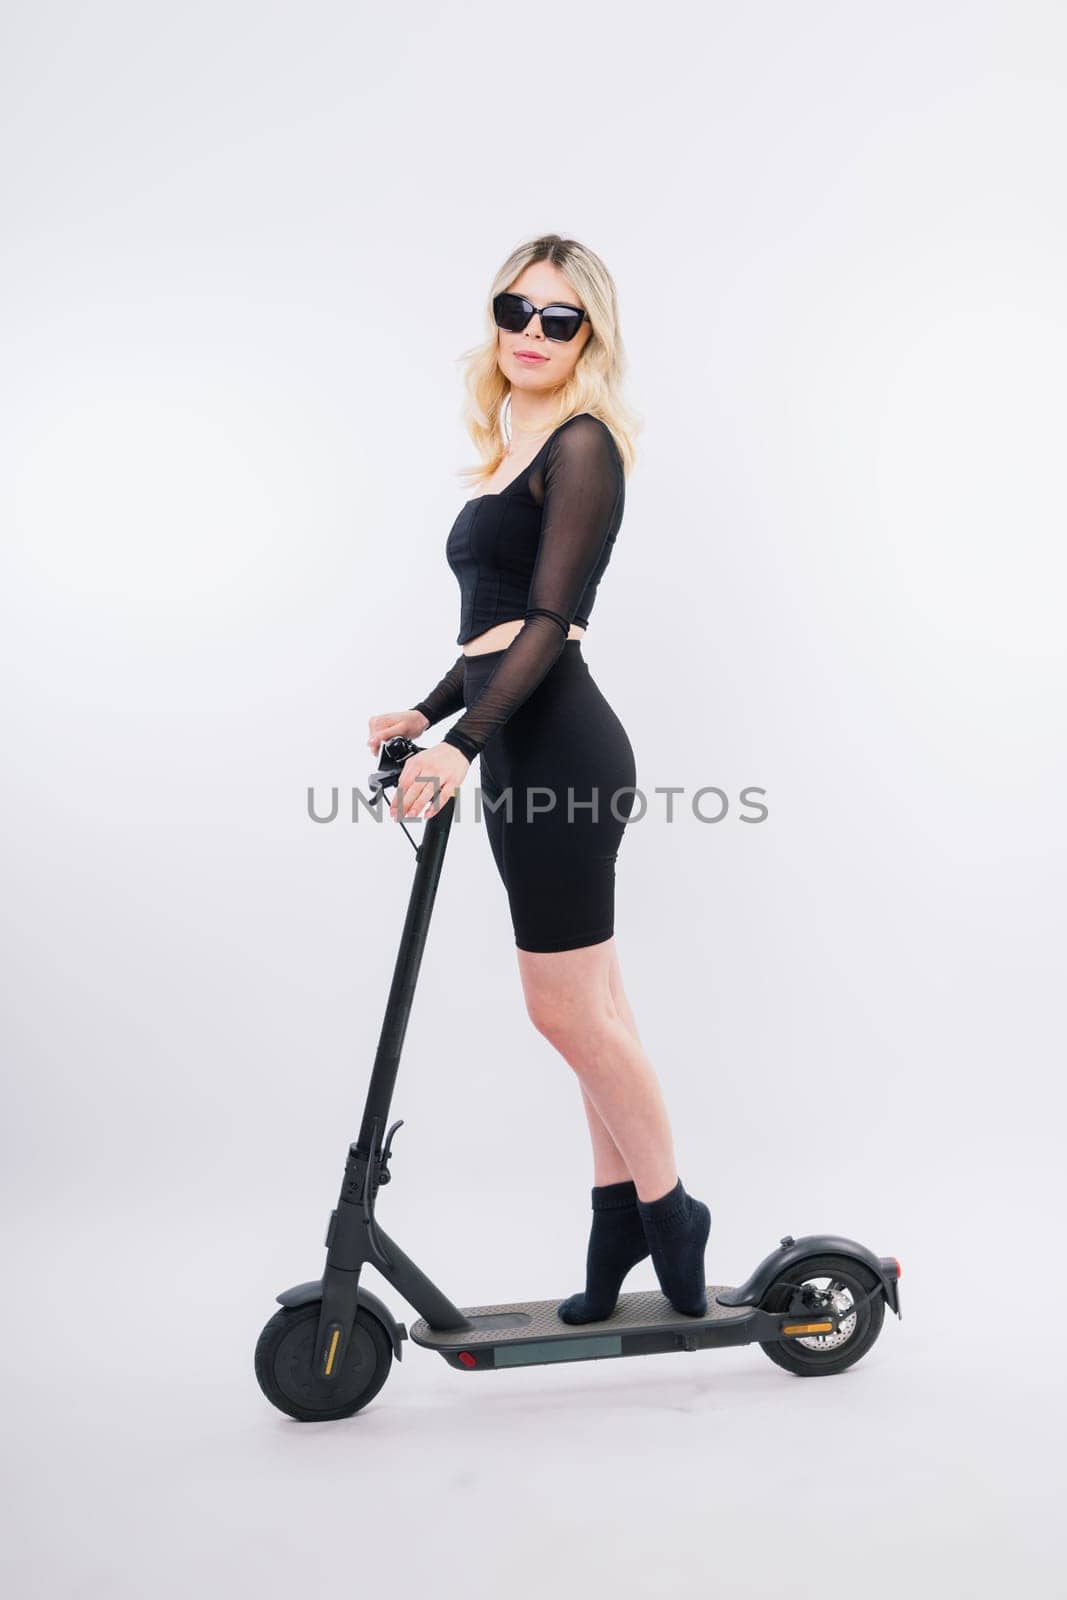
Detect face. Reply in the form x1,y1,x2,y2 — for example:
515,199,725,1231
496,263,592,395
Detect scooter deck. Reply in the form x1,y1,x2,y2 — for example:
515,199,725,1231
409,1286,755,1369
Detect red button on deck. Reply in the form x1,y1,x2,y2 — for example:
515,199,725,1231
457,1351,477,1369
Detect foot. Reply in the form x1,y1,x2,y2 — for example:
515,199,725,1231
637,1178,712,1317
557,1179,651,1325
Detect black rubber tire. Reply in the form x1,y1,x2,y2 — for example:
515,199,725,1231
254,1301,393,1422
758,1253,885,1377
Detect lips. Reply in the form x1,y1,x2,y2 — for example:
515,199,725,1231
514,350,548,363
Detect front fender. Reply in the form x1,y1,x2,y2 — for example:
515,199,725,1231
276,1278,409,1360
716,1235,902,1318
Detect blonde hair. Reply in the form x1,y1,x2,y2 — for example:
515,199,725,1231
456,233,643,494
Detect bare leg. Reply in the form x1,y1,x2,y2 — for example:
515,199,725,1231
576,938,646,1184
517,935,679,1203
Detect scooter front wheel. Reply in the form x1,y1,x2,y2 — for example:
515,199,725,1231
255,1300,393,1422
758,1253,885,1377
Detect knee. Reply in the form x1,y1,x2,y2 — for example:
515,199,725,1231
524,991,618,1056
525,995,567,1045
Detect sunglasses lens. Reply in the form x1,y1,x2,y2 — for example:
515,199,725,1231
494,293,531,332
541,307,584,342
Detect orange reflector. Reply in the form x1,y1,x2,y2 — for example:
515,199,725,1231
782,1321,834,1336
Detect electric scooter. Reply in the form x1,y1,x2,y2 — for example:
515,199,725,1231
255,736,902,1422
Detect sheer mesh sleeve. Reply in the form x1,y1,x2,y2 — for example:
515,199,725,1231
410,653,467,727
441,415,623,762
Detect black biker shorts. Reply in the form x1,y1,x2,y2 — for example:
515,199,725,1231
462,639,637,953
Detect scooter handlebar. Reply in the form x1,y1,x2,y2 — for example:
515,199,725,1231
368,736,424,799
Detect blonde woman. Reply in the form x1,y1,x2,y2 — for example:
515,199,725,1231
367,234,711,1322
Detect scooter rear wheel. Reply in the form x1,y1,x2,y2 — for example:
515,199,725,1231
255,1300,393,1422
758,1253,885,1377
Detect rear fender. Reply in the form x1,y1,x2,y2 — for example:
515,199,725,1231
715,1235,902,1318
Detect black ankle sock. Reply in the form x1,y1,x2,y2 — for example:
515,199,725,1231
637,1177,712,1317
557,1179,651,1325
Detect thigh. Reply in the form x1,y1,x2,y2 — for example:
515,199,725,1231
493,657,637,953
475,746,508,886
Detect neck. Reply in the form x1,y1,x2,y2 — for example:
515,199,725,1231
507,396,558,444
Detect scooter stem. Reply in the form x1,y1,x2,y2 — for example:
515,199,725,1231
312,773,463,1380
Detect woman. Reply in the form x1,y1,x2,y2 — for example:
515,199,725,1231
367,234,711,1322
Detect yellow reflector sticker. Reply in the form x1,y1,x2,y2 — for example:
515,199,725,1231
324,1328,341,1374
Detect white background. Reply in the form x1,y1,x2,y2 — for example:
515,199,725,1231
2,2,1063,1594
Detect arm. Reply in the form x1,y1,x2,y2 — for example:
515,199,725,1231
410,653,467,728
441,415,623,762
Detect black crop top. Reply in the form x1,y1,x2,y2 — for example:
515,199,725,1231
410,413,625,763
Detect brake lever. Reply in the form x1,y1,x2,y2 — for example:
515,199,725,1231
368,737,425,854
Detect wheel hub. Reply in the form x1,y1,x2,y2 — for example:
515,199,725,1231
792,1278,857,1350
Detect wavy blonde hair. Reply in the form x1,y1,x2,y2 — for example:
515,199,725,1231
456,233,643,495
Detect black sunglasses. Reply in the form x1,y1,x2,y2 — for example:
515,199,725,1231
493,291,591,343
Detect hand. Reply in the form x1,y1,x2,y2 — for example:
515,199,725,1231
390,742,471,821
367,708,429,758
